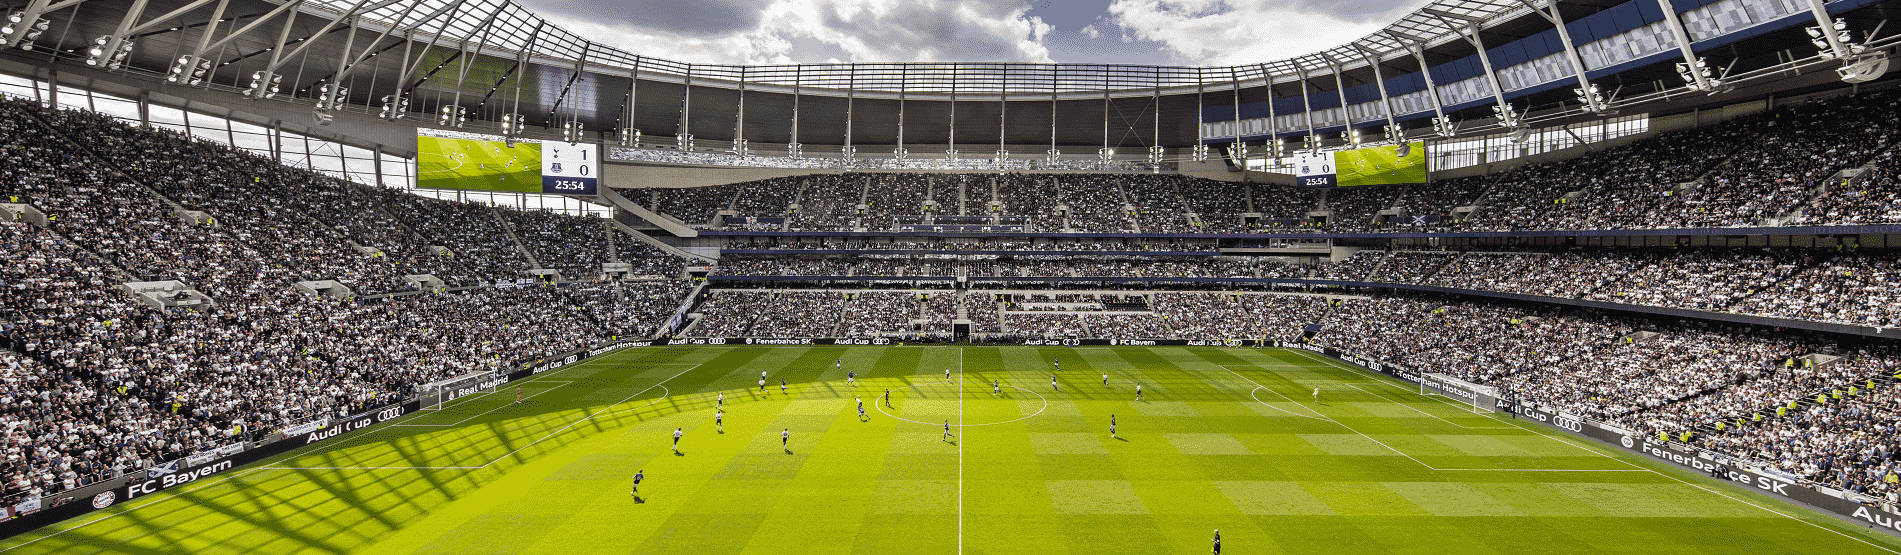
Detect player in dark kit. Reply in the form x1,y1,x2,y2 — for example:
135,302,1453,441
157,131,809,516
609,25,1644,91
1212,530,1221,553
1110,414,1117,439
629,470,643,495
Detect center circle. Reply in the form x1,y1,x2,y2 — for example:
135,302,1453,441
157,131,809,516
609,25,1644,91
874,379,1047,427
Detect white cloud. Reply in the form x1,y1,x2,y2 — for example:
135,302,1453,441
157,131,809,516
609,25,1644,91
1080,24,1102,39
1103,0,1421,65
524,0,1055,64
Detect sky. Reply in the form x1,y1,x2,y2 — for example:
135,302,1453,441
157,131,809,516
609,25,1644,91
513,0,1427,66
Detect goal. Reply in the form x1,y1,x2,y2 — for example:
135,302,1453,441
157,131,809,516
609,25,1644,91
420,369,503,411
1419,373,1499,414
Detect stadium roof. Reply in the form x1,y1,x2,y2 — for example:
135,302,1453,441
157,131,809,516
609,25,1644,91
5,0,1893,151
282,0,1534,96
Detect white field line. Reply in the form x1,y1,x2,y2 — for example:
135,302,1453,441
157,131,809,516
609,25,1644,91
393,381,575,428
956,346,964,555
1225,363,1638,473
1282,348,1901,553
1335,381,1515,430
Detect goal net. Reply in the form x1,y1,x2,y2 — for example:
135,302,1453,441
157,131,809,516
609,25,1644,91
420,369,503,411
1419,373,1499,414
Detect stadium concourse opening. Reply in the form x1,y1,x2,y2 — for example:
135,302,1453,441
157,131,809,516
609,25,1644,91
7,0,1901,550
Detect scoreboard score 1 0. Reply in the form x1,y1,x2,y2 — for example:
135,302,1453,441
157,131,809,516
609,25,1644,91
540,142,600,195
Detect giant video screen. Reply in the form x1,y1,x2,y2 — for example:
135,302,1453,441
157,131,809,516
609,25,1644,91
416,130,598,195
1332,141,1428,187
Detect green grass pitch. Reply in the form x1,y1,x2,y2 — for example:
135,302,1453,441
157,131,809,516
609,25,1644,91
8,346,1899,553
415,135,541,193
1334,142,1427,187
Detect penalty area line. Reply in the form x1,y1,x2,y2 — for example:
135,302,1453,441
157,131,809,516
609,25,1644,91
394,381,576,428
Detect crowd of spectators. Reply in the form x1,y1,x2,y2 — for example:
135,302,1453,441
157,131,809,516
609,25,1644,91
0,97,697,504
632,88,1901,235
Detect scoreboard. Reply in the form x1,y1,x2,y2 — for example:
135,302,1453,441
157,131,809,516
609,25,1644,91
1293,153,1336,188
540,141,599,195
416,130,600,195
1292,141,1428,188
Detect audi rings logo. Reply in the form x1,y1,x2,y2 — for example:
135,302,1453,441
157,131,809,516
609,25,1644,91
91,491,116,509
1553,415,1584,433
1620,435,1635,449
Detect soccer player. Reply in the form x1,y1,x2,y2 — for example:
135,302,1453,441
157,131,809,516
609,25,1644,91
715,410,724,433
1212,530,1221,554
1053,356,1060,371
857,404,867,420
945,368,951,380
672,428,683,452
1135,383,1144,401
856,396,863,411
942,420,954,442
1051,375,1059,392
1110,414,1117,439
780,378,787,393
515,386,522,404
992,380,1001,396
883,388,891,406
759,378,767,393
717,392,724,408
1312,386,1320,403
835,358,842,372
847,370,856,387
1102,372,1109,386
629,469,643,495
781,428,790,450
761,370,768,381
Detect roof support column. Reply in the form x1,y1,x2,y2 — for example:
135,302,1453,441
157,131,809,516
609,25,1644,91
946,68,957,160
843,64,855,161
1396,36,1454,137
1047,66,1059,164
1324,55,1356,146
1353,47,1402,142
1149,66,1162,168
1100,67,1112,167
997,63,1008,166
1228,67,1244,162
1806,0,1855,61
789,66,801,157
895,65,907,159
1655,0,1717,93
678,65,692,150
733,66,746,156
619,59,639,146
1294,65,1317,153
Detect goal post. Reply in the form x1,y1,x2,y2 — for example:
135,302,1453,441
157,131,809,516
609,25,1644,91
1419,373,1498,414
420,369,504,411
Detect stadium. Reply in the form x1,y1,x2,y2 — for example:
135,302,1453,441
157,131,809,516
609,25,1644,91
4,0,1901,552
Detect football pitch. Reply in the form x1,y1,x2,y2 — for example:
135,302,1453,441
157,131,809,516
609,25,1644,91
7,346,1899,554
